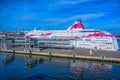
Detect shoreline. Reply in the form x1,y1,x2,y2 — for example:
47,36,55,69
1,49,120,63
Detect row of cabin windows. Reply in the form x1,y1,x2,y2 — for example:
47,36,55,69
96,37,110,39
37,39,71,41
95,40,108,42
84,39,109,43
42,42,70,45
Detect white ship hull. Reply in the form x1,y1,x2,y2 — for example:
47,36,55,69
25,20,119,51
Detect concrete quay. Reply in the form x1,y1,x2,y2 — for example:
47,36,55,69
1,48,120,63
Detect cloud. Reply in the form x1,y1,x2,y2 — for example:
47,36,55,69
49,0,90,7
98,23,120,32
42,18,66,23
96,22,120,29
69,13,105,21
59,0,89,4
42,13,105,23
39,22,61,26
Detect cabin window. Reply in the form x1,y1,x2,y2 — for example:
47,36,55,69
85,39,91,41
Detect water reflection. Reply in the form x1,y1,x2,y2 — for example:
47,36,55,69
25,57,44,71
0,53,120,80
70,63,84,76
0,53,112,72
88,62,112,72
2,53,15,67
70,61,112,76
0,53,44,71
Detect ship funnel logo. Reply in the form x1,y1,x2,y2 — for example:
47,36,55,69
67,20,84,30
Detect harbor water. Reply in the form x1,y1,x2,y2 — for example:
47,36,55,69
0,40,120,80
0,52,120,80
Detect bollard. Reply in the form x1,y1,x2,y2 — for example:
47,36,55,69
13,49,15,53
73,53,76,63
13,49,15,59
49,49,52,61
90,49,93,55
49,51,51,57
101,55,105,65
29,49,32,58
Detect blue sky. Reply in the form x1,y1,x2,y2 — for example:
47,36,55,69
0,0,120,32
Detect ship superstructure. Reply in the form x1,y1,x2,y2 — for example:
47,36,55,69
25,20,119,51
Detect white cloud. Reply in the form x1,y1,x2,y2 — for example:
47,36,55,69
42,13,105,23
57,0,89,5
39,22,61,26
68,13,105,21
49,0,90,7
42,18,66,22
97,23,120,28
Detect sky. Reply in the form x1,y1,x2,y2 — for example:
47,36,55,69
0,0,120,32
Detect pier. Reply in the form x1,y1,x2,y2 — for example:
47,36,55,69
1,48,120,63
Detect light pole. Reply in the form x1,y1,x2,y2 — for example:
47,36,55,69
29,38,32,58
24,38,27,51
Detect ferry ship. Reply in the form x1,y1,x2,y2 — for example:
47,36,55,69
25,20,119,51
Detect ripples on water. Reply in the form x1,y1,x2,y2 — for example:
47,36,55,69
0,53,120,80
